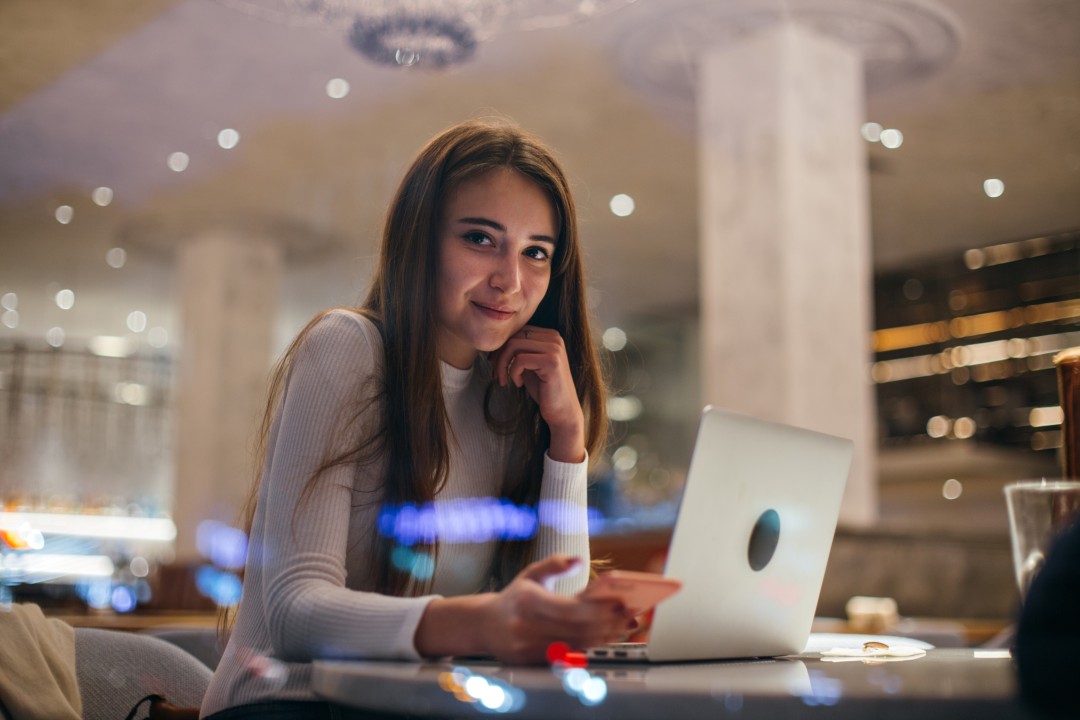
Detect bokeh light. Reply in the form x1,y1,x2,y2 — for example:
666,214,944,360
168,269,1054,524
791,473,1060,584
55,205,74,224
218,128,240,149
609,194,635,217
114,382,149,406
390,546,435,580
880,129,904,149
440,668,523,713
196,564,243,606
245,654,289,690
167,151,190,172
926,415,949,438
612,445,638,472
111,585,137,613
106,247,127,269
942,478,963,500
953,417,976,439
92,186,114,206
196,520,249,570
55,289,75,310
130,556,150,578
801,672,843,706
602,327,627,351
148,327,169,348
579,676,608,705
326,78,350,98
82,579,113,609
963,248,986,270
127,310,147,333
607,395,643,422
395,49,420,66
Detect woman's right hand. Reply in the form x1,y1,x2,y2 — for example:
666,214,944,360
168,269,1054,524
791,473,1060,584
478,555,633,664
415,555,633,663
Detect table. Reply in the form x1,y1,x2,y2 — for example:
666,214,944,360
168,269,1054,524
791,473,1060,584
44,610,217,632
313,648,1034,719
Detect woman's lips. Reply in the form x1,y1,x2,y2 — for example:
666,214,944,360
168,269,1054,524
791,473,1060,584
472,301,515,320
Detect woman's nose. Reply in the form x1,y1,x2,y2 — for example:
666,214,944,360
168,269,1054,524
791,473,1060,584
489,254,521,293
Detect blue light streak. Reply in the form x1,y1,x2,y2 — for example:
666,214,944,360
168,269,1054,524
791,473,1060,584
378,497,539,546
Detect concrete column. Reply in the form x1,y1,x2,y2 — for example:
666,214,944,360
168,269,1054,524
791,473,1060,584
173,230,282,560
698,23,877,525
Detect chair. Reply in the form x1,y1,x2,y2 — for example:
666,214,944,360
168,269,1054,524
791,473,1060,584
75,629,211,720
140,627,225,671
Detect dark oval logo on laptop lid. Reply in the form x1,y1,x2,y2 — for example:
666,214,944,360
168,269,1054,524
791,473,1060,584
748,509,781,571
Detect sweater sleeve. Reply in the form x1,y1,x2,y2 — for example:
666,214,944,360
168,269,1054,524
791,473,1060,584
255,311,437,661
529,452,591,595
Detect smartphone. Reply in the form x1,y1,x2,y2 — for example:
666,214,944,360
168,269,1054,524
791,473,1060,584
581,570,682,616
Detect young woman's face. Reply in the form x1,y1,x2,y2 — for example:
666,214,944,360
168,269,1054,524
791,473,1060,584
434,168,558,368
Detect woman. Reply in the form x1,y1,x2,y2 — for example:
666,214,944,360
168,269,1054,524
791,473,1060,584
200,119,631,719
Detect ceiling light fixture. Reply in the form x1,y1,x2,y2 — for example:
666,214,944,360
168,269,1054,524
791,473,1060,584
217,0,638,68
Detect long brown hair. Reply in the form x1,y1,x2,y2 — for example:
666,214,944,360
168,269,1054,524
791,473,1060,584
241,118,606,604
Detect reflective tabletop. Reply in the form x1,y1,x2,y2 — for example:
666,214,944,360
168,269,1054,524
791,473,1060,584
313,648,1034,719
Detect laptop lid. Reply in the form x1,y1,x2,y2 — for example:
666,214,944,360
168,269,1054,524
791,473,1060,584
644,406,853,662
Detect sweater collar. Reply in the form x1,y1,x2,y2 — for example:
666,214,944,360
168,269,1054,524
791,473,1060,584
439,358,475,394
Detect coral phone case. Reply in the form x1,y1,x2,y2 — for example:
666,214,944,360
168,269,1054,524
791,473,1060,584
582,570,682,615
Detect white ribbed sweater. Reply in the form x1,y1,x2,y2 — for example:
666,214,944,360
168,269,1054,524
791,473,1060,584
200,310,590,716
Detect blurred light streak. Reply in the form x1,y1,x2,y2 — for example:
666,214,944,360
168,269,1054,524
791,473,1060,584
873,321,948,352
3,553,115,581
0,511,176,541
872,331,1080,384
378,498,538,546
1031,431,1062,451
88,336,134,358
1029,406,1064,427
873,301,1080,353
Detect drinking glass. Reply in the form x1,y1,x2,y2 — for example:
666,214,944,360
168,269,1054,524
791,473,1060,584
1004,480,1080,600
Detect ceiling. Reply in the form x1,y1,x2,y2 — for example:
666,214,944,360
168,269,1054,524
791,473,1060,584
1,0,1078,349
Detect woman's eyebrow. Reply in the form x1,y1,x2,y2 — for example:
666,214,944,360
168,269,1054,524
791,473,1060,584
457,216,556,245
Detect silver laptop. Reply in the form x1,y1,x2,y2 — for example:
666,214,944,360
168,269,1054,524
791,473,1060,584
588,406,853,662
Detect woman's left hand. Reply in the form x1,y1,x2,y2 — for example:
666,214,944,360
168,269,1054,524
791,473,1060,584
491,326,585,463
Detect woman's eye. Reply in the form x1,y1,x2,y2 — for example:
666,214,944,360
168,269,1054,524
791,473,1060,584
525,246,551,262
463,231,493,246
